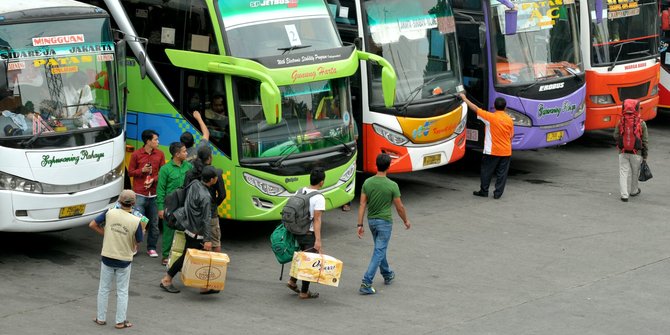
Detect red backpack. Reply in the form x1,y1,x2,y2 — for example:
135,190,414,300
617,99,643,154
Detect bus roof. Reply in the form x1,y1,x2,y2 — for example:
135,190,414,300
0,0,104,22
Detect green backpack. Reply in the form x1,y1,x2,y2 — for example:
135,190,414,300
270,223,299,280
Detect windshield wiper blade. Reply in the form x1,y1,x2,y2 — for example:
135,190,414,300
398,77,438,115
269,139,299,168
324,134,353,155
278,45,312,55
607,41,634,72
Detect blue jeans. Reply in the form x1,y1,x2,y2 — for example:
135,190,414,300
135,195,158,251
362,219,393,285
97,262,131,324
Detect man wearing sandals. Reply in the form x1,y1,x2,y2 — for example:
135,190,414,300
89,190,143,329
287,168,326,299
160,166,218,294
357,153,411,295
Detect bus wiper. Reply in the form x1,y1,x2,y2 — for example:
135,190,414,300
607,41,634,72
398,77,438,115
564,67,583,83
324,134,353,154
269,139,299,168
278,45,312,55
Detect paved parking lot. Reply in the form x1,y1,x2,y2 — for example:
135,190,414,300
2,112,670,335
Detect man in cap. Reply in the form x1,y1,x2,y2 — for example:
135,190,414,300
89,190,144,329
160,166,218,294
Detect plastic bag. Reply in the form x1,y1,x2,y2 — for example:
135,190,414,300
639,160,652,182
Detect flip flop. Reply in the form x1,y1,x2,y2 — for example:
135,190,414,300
115,320,132,329
160,282,180,293
286,282,300,294
200,289,220,295
93,319,106,326
299,291,319,299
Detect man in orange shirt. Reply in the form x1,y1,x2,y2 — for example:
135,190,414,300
459,93,514,199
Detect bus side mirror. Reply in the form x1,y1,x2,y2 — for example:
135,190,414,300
137,51,147,80
381,66,397,108
260,82,281,125
353,37,363,51
504,10,517,35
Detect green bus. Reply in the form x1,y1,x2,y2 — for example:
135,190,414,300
83,0,396,221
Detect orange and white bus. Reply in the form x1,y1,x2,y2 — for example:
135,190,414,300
579,0,659,129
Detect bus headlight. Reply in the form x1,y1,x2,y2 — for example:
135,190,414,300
454,115,467,134
574,101,586,118
243,173,285,196
0,172,43,193
339,163,356,182
504,108,532,127
590,94,614,104
372,124,409,146
651,84,658,96
103,163,124,184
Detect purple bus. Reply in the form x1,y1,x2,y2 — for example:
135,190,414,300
453,0,586,150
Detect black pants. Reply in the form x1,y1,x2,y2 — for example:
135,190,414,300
290,233,316,294
480,154,511,197
167,234,203,278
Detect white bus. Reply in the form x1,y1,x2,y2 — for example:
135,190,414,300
0,0,128,232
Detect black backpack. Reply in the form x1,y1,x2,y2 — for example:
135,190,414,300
281,188,320,235
164,180,198,231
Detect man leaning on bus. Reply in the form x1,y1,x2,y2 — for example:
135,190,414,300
459,93,514,199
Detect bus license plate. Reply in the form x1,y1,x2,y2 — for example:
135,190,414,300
546,131,564,142
423,154,441,167
466,129,478,141
59,204,86,219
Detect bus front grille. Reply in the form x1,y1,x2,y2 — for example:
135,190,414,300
618,82,650,101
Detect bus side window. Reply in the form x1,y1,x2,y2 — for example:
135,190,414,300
183,71,231,157
186,0,219,54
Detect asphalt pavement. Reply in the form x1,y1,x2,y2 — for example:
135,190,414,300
2,112,670,335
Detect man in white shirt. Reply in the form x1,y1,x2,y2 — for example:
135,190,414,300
286,168,326,300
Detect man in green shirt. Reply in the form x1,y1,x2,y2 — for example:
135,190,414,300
357,153,411,295
156,142,192,265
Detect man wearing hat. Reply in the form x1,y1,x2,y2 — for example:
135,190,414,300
160,165,218,294
89,190,144,329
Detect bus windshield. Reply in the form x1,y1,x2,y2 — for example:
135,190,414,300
364,0,462,105
220,1,341,59
491,0,582,86
0,18,120,142
588,0,658,66
237,78,355,160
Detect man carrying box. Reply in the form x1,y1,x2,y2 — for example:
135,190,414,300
159,166,218,294
287,168,326,300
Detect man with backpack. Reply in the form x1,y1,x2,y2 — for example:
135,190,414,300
156,142,193,265
286,168,326,300
613,99,649,202
159,166,218,294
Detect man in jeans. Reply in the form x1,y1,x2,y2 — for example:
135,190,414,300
89,190,143,329
357,153,411,295
287,168,325,300
128,129,165,258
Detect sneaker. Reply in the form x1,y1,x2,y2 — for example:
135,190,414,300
132,246,138,256
473,190,488,197
147,250,159,258
161,258,169,266
631,189,641,197
359,283,376,295
620,197,628,202
383,272,395,285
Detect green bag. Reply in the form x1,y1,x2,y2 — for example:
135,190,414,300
270,223,299,280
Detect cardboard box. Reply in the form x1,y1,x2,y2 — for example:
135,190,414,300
289,252,343,287
166,231,185,269
181,249,230,290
